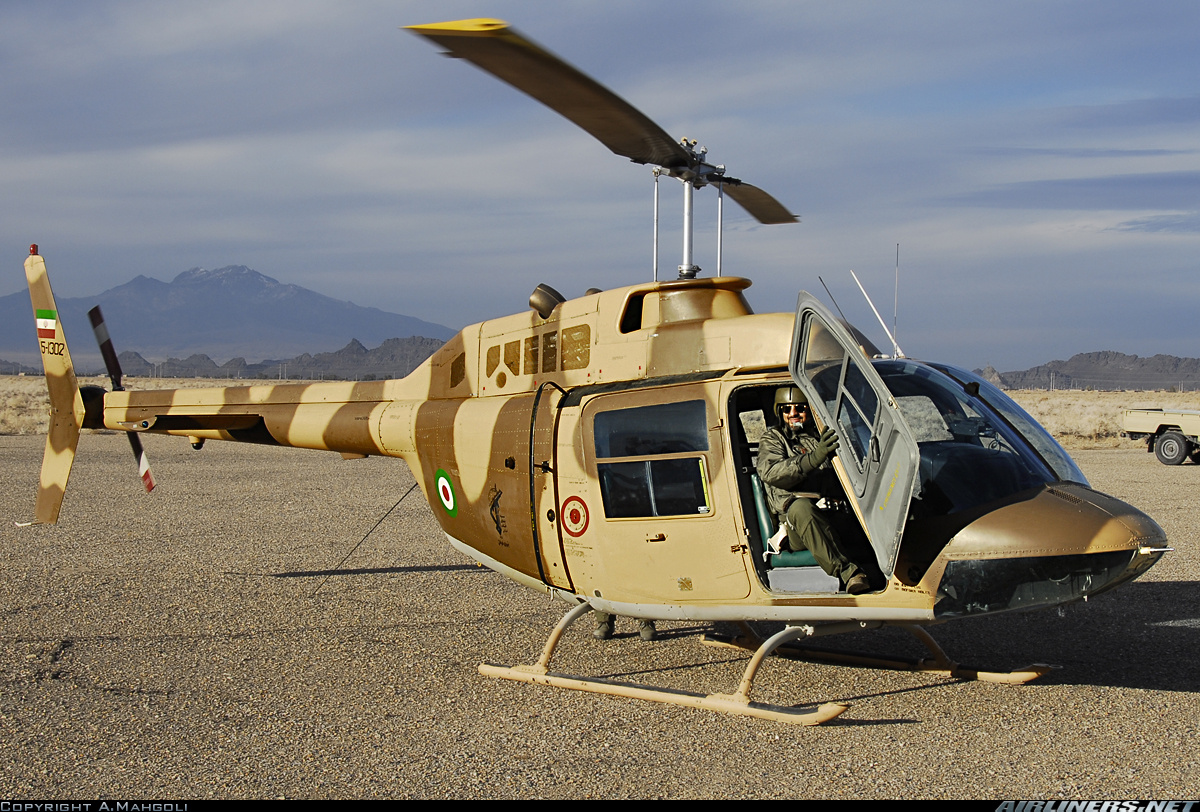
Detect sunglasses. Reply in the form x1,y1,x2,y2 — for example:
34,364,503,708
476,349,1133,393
781,404,807,414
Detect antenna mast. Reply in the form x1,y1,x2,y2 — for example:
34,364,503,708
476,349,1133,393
851,269,905,359
894,244,900,350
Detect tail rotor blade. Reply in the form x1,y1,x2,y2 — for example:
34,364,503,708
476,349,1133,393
129,432,156,493
88,305,124,391
87,305,155,492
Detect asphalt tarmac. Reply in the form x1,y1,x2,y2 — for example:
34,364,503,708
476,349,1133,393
0,435,1196,799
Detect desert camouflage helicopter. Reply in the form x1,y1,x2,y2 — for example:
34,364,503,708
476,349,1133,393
23,19,1168,725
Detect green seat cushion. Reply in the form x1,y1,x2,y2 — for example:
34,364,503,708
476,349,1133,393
768,548,818,568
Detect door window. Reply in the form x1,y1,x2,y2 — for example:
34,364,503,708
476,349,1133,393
800,315,880,477
593,400,712,518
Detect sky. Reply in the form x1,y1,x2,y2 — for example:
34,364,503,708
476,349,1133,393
2,0,1199,372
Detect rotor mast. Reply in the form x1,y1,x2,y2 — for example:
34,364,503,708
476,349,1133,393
655,137,752,279
407,18,798,281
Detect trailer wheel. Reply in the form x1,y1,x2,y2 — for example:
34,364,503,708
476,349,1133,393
1154,431,1189,465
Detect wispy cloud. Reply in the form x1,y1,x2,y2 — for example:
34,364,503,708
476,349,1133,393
1112,213,1200,233
943,171,1200,210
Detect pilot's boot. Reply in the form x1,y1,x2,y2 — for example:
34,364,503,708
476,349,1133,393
593,611,614,640
638,619,656,641
784,499,865,589
845,572,871,594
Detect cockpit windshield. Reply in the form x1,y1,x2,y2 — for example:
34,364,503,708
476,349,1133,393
873,360,1088,518
929,363,1088,486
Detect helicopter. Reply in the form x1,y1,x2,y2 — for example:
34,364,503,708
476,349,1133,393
22,18,1169,725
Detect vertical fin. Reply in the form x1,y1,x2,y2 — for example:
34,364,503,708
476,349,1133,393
22,246,85,525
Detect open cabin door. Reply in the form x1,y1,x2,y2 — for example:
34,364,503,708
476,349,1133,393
789,293,919,578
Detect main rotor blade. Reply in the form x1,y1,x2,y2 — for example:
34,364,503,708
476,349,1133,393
407,19,692,170
408,19,797,225
722,182,798,225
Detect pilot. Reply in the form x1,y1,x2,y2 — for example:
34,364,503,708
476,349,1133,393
756,386,872,595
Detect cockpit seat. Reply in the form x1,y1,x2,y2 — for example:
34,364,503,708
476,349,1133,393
750,473,840,592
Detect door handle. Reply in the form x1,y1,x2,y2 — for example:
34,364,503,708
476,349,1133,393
646,533,667,543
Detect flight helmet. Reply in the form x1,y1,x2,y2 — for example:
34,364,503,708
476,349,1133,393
774,386,808,423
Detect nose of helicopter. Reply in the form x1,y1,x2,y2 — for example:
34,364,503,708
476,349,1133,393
933,483,1167,619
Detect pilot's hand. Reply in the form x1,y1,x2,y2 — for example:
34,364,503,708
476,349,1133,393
811,427,840,465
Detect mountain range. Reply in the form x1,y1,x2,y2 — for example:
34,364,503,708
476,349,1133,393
0,265,454,367
3,267,1198,389
976,351,1200,392
108,336,447,381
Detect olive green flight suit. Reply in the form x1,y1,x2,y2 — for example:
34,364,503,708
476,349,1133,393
756,425,863,585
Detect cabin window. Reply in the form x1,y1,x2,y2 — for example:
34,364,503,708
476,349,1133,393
541,331,558,373
593,400,711,517
927,363,1088,486
523,336,539,376
561,325,590,370
594,400,708,457
449,352,466,388
504,341,521,376
619,293,645,334
485,345,500,377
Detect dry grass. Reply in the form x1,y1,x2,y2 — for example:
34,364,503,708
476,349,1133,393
1007,389,1199,449
2,375,1196,450
0,377,50,435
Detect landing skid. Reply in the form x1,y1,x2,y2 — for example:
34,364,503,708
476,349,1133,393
703,621,1054,685
479,603,849,726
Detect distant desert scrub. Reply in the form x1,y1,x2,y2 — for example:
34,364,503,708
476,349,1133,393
2,375,1197,450
0,376,51,435
1006,389,1198,449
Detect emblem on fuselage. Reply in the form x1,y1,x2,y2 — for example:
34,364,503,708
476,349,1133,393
435,469,457,518
488,485,506,537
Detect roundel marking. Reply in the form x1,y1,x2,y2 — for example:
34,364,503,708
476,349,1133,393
435,469,457,517
561,496,589,538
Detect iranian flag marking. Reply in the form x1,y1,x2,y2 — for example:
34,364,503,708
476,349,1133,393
434,469,457,517
35,309,57,339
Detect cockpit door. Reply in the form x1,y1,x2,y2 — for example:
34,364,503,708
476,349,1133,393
788,293,919,578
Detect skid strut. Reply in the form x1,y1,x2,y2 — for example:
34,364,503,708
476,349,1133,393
704,621,1052,685
479,603,847,725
